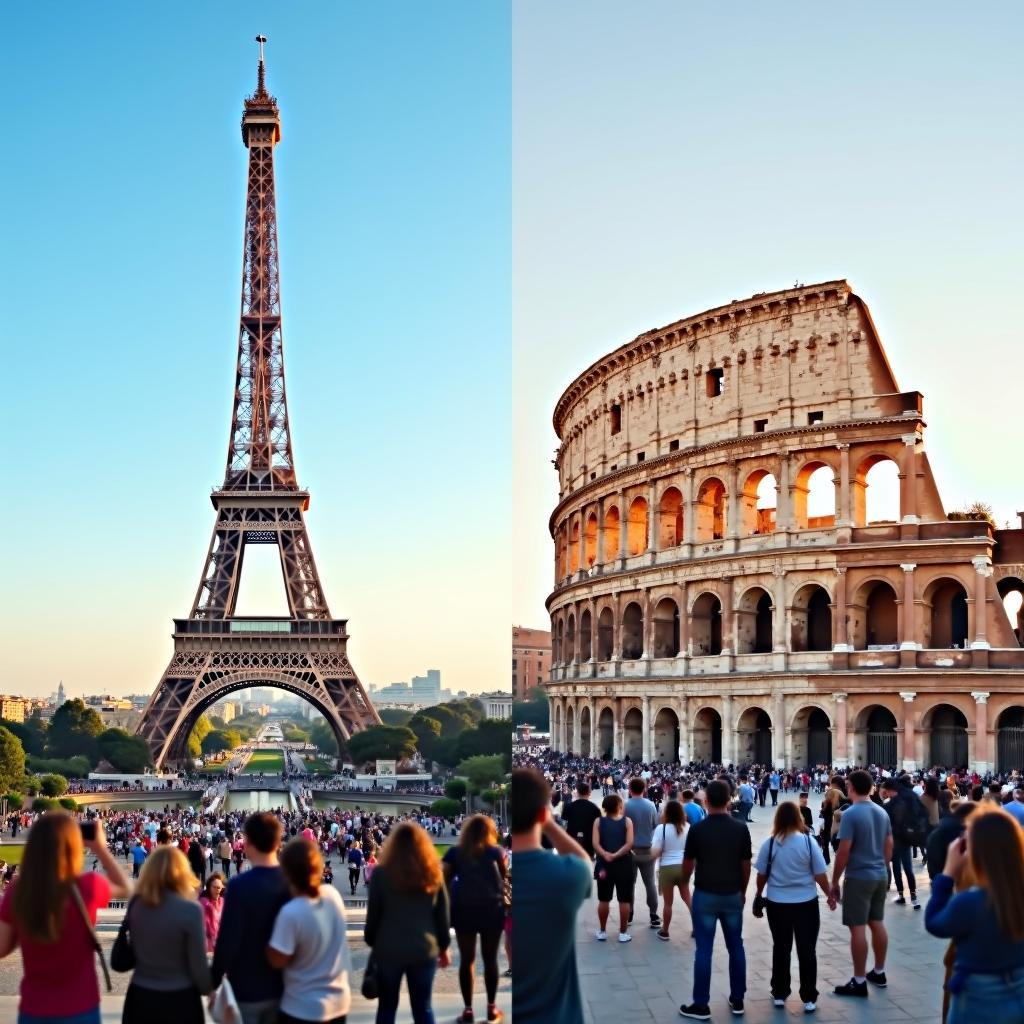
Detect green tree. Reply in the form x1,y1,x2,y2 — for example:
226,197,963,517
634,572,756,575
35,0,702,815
309,720,339,755
430,798,462,818
512,687,550,730
5,793,24,810
27,755,91,779
281,722,310,743
379,708,414,727
347,726,418,767
455,719,512,768
444,778,467,801
409,714,442,759
417,704,475,738
98,729,152,773
456,754,506,796
0,716,47,756
0,727,27,795
39,773,69,797
187,714,214,759
46,700,104,764
201,729,241,754
58,797,78,811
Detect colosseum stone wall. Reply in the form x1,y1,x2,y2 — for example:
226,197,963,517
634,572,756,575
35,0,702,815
545,280,1024,773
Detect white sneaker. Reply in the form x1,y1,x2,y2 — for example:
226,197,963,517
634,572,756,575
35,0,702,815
618,932,632,943
773,998,785,1007
595,930,607,941
803,1003,816,1014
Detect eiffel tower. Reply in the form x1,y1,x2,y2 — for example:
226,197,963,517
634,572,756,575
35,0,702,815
137,40,380,768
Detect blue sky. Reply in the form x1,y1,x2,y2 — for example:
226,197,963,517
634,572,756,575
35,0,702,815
4,4,511,699
512,2,1024,623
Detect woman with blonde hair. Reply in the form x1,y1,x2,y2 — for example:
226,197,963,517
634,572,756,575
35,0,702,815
650,799,691,941
926,807,1024,1022
122,844,212,1024
365,821,451,1024
442,814,507,1023
0,812,132,1024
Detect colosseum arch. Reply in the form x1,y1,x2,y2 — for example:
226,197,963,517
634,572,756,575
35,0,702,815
583,512,599,568
627,497,649,555
740,469,778,536
657,486,684,549
565,703,576,754
691,591,723,656
692,706,722,763
597,606,614,660
794,460,836,530
998,576,1024,646
922,575,969,649
652,597,681,658
853,452,901,525
569,519,581,574
653,706,680,762
554,617,564,665
556,528,568,580
791,705,832,767
602,505,621,564
597,705,614,758
736,585,773,654
565,612,576,664
695,477,727,541
853,703,898,767
790,582,832,652
580,704,592,755
622,706,643,760
850,578,899,648
922,701,969,769
622,601,644,659
579,608,593,661
997,705,1024,772
736,705,773,765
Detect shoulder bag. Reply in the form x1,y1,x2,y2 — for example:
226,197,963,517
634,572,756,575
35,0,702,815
110,896,137,972
752,837,775,917
68,882,112,992
361,951,379,1000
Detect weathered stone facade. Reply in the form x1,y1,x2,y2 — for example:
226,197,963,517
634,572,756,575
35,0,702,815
545,281,1024,773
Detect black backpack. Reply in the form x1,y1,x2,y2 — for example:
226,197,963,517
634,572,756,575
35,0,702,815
452,851,503,914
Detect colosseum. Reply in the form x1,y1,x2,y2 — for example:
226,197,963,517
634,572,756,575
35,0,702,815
545,280,1024,774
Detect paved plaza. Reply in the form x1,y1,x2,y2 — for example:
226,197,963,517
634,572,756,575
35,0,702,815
576,793,944,1024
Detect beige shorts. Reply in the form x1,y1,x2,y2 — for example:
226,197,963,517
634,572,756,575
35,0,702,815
659,863,684,889
842,877,887,926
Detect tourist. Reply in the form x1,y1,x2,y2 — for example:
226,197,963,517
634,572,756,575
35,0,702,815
736,775,755,823
880,776,925,908
592,792,635,943
1004,787,1024,827
681,789,706,826
752,801,832,1013
927,801,977,879
678,778,751,1020
267,837,351,1024
122,845,212,1023
442,814,507,1024
768,769,781,806
212,812,291,1024
510,767,591,1024
925,807,1024,1021
561,780,601,857
649,799,690,941
624,778,661,930
364,821,451,1024
188,835,207,885
0,813,132,1024
798,792,814,833
829,769,892,998
132,837,148,878
199,872,226,953
346,840,363,896
363,848,378,886
218,833,233,875
817,779,847,865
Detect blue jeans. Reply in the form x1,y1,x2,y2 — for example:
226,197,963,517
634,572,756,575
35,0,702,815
19,1010,101,1024
375,958,437,1024
892,842,916,895
691,889,746,1006
948,968,1024,1024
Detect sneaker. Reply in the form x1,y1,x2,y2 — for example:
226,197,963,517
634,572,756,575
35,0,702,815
833,979,868,998
679,1006,712,1021
595,930,607,941
728,998,744,1015
893,894,906,905
618,931,632,943
911,895,921,910
650,915,662,929
486,1010,504,1024
657,930,671,941
866,969,887,987
458,1012,474,1024
803,1002,817,1014
773,997,786,1007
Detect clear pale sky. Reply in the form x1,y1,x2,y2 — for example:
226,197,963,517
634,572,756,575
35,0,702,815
3,4,511,699
512,2,1024,627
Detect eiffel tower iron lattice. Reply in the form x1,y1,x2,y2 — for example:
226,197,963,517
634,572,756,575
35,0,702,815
137,43,380,768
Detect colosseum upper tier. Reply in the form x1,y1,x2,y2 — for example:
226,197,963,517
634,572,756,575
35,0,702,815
545,280,1024,774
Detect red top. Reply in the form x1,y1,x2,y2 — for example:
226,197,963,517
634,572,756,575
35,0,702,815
0,872,111,1016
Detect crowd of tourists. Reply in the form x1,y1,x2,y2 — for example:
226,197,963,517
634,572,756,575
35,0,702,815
512,748,1024,1023
0,799,511,1024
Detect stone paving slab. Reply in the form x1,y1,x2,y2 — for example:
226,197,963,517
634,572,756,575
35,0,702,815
577,795,945,1024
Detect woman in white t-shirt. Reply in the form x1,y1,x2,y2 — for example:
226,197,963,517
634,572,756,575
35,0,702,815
268,837,352,1024
649,799,691,941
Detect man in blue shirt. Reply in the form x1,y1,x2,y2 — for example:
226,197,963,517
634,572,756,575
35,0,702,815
1004,788,1024,826
736,776,756,823
512,768,592,1024
682,790,706,826
130,840,147,879
769,771,781,806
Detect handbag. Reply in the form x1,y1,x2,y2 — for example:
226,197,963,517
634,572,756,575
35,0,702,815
68,882,112,992
361,951,379,1000
110,896,137,972
752,837,774,917
211,977,240,1024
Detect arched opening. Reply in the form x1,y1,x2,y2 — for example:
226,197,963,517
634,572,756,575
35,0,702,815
622,602,644,660
692,707,722,763
856,705,897,768
565,613,576,664
654,708,680,763
691,592,723,656
579,609,593,661
627,497,649,556
583,513,598,568
926,704,968,769
652,597,681,658
695,477,727,541
552,703,561,750
736,586,773,654
794,462,836,530
923,577,969,648
597,707,614,758
657,487,684,549
741,470,778,535
791,706,832,767
854,455,900,525
790,584,832,652
998,578,1024,646
997,706,1024,773
565,704,575,754
580,705,592,756
555,618,564,665
622,707,643,761
851,580,899,648
569,520,580,574
602,506,621,564
556,529,567,580
597,607,614,661
736,707,772,766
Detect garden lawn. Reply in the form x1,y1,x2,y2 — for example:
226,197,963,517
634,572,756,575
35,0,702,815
242,748,285,774
0,845,24,866
302,756,334,773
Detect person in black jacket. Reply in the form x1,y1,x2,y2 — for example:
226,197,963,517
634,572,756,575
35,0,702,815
925,801,977,880
879,777,924,908
562,782,601,858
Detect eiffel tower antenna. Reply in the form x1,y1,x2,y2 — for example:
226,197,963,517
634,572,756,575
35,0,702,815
137,45,381,769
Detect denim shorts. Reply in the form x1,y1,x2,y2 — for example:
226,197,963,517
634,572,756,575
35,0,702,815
18,1008,102,1024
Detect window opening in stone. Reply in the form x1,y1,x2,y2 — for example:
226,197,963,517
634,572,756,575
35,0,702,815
602,505,621,564
669,439,680,452
597,607,615,660
691,592,723,655
637,451,645,463
657,487,684,548
737,586,773,654
855,456,900,525
924,578,969,648
741,470,777,535
795,462,836,529
754,418,768,433
579,609,593,661
692,707,722,762
706,367,725,397
791,583,832,652
807,410,824,425
652,597,681,658
610,403,622,434
627,497,648,555
851,580,899,648
583,512,598,568
695,477,727,541
622,602,644,659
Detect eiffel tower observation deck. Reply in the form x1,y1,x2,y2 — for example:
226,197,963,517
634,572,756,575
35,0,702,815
137,40,381,769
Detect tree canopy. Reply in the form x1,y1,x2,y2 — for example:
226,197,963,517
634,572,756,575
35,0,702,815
98,729,152,774
47,700,104,764
309,719,338,755
0,726,27,794
346,725,417,767
379,708,414,727
187,714,213,759
201,729,242,754
455,754,506,795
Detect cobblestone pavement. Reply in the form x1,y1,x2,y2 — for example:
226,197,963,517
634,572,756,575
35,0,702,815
577,794,944,1024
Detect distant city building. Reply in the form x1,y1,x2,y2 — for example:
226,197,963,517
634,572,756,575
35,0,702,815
479,691,514,720
371,669,452,707
0,697,29,723
55,681,66,707
512,626,552,701
243,702,271,717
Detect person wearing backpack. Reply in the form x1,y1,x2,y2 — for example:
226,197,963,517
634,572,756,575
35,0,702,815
442,814,507,1024
880,777,926,909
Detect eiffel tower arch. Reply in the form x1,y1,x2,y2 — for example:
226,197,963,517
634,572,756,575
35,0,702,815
137,42,380,769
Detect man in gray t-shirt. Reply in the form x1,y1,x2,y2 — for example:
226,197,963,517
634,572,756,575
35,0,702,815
625,778,660,928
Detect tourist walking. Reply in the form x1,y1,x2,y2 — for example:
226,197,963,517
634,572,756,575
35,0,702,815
510,768,591,1024
678,778,752,1020
649,799,690,941
736,776,755,823
925,807,1024,1022
346,841,363,896
212,812,291,1024
752,802,832,1013
132,838,147,878
364,821,451,1024
218,834,233,875
0,813,132,1024
829,769,892,998
121,845,212,1024
267,838,351,1024
442,815,507,1024
818,779,847,865
768,770,781,806
562,780,601,857
188,835,207,886
592,793,635,943
880,776,925,908
624,778,661,929
199,872,226,954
